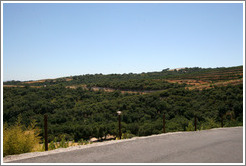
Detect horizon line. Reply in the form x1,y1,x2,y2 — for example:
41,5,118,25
3,65,243,82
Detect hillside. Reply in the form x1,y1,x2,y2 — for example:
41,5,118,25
3,66,243,92
3,65,243,149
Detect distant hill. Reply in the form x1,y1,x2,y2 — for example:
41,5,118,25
4,65,243,91
3,65,243,145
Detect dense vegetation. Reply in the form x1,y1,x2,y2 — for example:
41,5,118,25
88,79,187,91
3,84,243,142
3,65,243,154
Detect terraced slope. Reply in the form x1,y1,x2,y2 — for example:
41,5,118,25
3,66,243,92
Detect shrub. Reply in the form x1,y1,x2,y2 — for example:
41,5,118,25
78,138,90,145
224,120,242,127
3,120,41,157
122,132,135,139
185,121,195,131
59,135,69,148
48,141,56,150
200,118,220,130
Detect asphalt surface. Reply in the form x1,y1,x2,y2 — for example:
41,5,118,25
5,127,243,163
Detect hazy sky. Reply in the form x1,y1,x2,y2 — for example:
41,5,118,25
3,2,244,81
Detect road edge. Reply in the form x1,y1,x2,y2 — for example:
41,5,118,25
3,126,243,163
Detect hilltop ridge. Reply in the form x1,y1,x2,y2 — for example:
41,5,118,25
4,65,243,91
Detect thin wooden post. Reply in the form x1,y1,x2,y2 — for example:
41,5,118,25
163,114,166,133
118,114,121,139
44,114,48,151
194,116,197,131
221,114,224,128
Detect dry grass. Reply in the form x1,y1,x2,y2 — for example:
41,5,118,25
166,79,211,85
3,85,25,88
24,80,47,84
187,78,243,90
65,78,73,81
3,122,41,157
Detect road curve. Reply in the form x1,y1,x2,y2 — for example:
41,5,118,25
4,127,243,163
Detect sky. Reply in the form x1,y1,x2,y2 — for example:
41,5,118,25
3,2,244,81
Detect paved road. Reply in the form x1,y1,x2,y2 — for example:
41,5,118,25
6,127,243,163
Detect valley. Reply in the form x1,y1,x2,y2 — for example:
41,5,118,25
3,65,243,157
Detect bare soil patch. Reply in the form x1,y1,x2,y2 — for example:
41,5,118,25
187,79,243,90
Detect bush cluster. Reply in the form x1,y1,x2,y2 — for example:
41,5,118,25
3,119,41,157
